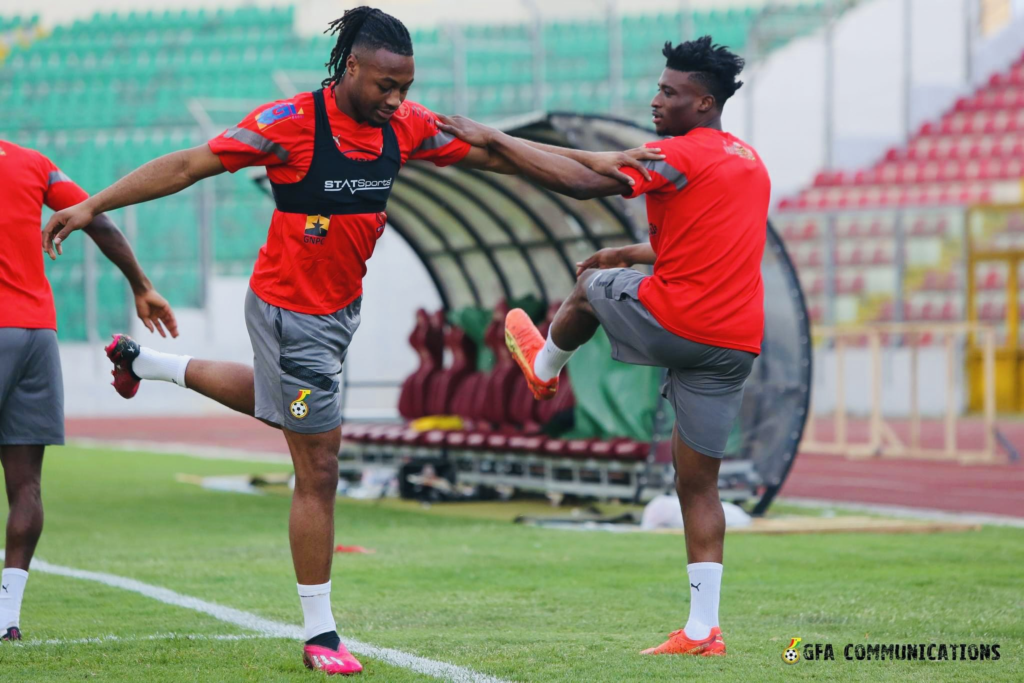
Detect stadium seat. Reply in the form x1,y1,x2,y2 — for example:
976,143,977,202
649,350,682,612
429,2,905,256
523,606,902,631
479,302,519,426
397,309,444,420
426,325,478,417
1,4,851,342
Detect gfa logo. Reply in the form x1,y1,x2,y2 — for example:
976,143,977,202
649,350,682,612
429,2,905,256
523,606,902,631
782,637,836,663
290,389,312,420
783,637,802,664
324,178,393,194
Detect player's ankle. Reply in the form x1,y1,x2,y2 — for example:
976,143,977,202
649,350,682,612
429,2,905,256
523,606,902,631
305,630,341,650
132,348,191,387
298,581,337,644
683,562,722,641
533,334,574,381
683,623,713,640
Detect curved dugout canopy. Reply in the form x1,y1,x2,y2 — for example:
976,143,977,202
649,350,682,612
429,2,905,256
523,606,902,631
255,113,812,512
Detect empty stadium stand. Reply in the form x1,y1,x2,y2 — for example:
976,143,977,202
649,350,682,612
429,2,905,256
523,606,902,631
775,50,1024,329
0,3,841,340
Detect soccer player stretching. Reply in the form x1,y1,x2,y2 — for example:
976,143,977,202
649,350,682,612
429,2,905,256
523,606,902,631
41,7,658,674
438,36,769,656
0,141,175,642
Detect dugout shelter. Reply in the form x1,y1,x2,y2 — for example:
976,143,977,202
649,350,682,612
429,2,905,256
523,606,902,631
256,113,811,514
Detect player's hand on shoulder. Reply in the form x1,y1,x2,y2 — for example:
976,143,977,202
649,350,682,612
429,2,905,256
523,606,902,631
576,247,631,277
435,114,496,148
582,147,664,186
42,200,96,260
135,288,179,339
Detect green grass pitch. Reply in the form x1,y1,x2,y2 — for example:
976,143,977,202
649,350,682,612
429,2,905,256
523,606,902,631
0,446,1020,681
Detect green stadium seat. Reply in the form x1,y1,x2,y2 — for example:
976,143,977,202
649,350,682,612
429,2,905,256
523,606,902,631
0,2,837,339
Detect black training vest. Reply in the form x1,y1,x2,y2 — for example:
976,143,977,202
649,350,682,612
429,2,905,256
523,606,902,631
270,89,401,216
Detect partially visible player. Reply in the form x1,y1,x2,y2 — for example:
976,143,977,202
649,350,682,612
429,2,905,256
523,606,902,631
38,6,660,675
437,36,768,657
0,140,176,642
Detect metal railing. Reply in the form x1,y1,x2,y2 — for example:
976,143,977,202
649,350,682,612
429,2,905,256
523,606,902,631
802,322,998,462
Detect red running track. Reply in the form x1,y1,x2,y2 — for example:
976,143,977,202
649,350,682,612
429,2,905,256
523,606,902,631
66,415,291,456
65,415,1024,518
783,417,1024,518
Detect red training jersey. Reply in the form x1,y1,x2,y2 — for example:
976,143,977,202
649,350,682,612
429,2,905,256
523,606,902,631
0,140,90,331
208,88,471,315
620,128,770,354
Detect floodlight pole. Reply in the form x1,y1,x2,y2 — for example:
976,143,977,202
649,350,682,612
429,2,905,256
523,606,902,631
679,0,693,40
902,0,913,143
124,204,138,329
823,3,836,169
607,0,624,115
745,25,759,147
84,235,99,343
523,0,546,113
448,24,469,115
963,0,974,85
187,98,218,339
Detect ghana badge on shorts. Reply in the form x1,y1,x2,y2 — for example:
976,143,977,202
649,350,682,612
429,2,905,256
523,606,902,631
290,389,312,420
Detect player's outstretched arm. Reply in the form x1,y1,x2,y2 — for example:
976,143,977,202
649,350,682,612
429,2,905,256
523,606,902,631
82,213,179,338
439,115,661,197
43,144,227,259
523,141,664,185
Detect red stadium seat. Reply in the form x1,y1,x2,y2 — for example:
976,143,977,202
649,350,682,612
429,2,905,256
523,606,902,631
449,368,489,423
480,302,520,426
425,326,478,416
397,309,444,420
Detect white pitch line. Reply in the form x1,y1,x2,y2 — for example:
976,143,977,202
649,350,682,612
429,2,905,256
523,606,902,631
17,632,281,648
4,553,509,683
779,497,1024,528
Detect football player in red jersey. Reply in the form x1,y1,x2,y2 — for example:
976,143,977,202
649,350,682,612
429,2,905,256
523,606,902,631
40,6,661,674
438,36,769,657
0,140,176,642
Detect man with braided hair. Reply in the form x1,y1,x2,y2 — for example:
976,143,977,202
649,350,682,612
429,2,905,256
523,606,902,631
42,6,661,674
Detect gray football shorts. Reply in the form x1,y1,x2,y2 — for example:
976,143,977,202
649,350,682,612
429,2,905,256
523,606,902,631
0,328,65,446
585,268,756,458
244,288,361,434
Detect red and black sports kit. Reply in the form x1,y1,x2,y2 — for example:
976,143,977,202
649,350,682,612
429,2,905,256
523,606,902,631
0,141,90,446
587,128,771,457
208,88,469,432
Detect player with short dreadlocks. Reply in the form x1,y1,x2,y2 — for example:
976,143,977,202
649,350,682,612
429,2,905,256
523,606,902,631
41,6,661,675
438,36,770,658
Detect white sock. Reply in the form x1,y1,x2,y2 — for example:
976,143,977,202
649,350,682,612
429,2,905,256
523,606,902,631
0,568,29,630
683,562,722,640
298,581,337,642
132,347,191,388
533,333,575,382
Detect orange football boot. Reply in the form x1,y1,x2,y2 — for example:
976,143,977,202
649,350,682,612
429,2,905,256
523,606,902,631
641,626,726,656
504,308,558,400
